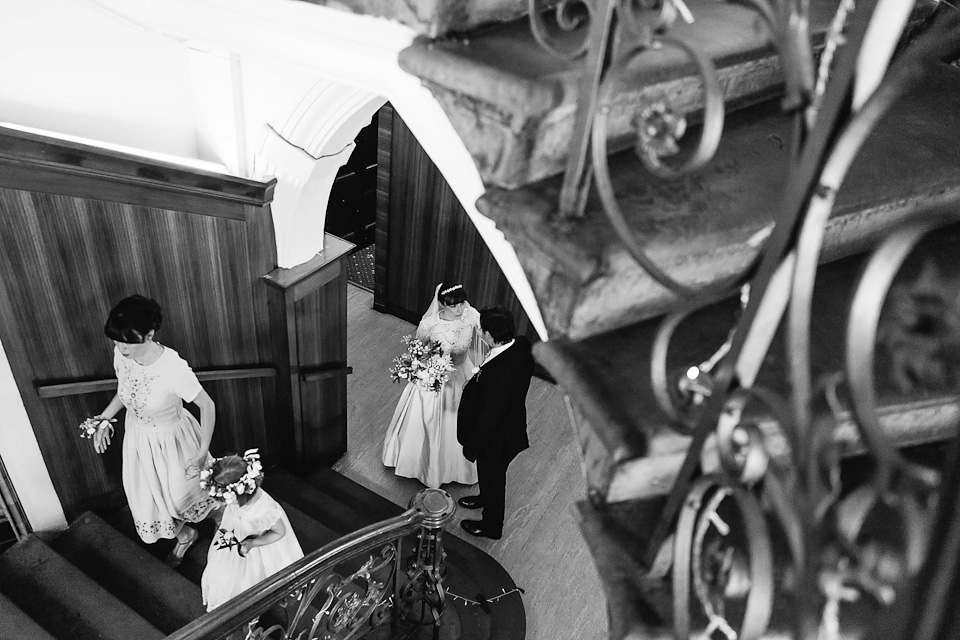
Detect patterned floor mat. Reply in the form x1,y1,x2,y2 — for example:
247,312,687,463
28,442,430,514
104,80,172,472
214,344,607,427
346,245,375,292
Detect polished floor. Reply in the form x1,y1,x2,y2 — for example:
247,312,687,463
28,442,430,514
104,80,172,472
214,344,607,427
333,285,608,640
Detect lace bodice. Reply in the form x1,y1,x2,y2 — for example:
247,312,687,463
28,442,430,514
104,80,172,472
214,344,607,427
417,307,481,365
114,346,202,426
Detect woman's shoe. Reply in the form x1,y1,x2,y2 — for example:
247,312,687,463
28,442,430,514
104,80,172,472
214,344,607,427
165,526,199,568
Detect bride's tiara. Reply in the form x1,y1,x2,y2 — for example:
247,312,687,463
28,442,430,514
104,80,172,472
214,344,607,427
440,284,463,295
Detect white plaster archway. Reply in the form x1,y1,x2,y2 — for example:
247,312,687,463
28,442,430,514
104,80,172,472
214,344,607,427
251,81,385,269
86,0,549,340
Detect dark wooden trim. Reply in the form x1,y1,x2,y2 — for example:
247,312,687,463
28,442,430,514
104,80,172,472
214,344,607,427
0,126,276,219
300,365,353,382
35,367,278,398
262,235,355,302
374,103,393,309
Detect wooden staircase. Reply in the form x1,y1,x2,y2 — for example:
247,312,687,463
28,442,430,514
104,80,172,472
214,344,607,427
0,467,524,639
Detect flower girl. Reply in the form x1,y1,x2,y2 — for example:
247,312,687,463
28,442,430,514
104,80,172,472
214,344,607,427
199,450,304,611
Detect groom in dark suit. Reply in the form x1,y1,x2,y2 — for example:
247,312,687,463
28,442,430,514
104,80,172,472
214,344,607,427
457,305,535,540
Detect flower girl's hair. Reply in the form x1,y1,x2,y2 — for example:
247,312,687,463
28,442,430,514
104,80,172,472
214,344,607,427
200,449,263,505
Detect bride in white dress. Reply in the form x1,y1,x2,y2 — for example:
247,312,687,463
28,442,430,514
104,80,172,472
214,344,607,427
382,282,486,488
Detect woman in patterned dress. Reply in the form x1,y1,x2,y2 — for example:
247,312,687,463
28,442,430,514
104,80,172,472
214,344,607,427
90,295,217,566
382,282,486,488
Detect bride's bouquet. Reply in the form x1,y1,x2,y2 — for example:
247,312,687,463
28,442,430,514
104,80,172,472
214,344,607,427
390,335,455,393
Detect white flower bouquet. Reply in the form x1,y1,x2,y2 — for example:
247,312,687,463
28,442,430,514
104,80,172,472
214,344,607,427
78,416,115,439
389,335,455,393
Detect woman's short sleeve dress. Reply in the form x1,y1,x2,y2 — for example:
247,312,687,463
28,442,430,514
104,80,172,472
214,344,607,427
114,345,217,543
201,489,304,611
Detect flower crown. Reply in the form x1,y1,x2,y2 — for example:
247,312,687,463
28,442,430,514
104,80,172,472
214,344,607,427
440,284,462,295
199,449,263,505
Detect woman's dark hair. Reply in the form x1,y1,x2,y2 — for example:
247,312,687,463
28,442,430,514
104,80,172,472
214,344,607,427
104,295,163,344
437,282,467,306
480,305,516,344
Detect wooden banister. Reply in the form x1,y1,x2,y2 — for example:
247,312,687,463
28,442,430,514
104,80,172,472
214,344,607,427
35,367,277,399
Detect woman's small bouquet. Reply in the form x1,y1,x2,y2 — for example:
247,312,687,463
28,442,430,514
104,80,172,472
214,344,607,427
78,416,115,439
389,335,455,393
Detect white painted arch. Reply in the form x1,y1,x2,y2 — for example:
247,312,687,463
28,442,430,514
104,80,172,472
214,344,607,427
88,0,549,339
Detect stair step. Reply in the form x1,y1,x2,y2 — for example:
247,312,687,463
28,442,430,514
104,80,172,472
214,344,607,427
264,468,378,535
302,465,406,522
537,227,960,504
50,511,205,634
0,590,56,640
400,0,854,189
0,536,164,640
278,500,343,552
480,62,960,339
102,506,215,587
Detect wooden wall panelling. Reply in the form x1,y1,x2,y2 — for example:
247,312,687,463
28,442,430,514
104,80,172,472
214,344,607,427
0,126,274,220
297,267,349,466
262,234,354,470
373,106,536,340
0,130,280,520
374,103,394,309
244,202,283,460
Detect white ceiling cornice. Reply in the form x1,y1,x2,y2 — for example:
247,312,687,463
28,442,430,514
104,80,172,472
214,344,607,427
84,0,418,93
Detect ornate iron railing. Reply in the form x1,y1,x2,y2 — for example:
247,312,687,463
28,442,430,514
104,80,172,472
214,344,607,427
164,488,456,640
529,0,944,294
532,0,960,638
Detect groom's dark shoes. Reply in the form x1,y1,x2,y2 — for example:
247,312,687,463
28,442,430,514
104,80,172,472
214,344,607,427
460,519,502,540
458,495,482,509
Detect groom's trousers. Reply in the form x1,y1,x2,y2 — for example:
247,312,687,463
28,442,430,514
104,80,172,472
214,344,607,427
477,455,509,534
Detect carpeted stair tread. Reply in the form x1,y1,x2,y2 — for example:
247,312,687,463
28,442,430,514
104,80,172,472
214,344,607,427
50,511,205,634
0,590,56,640
279,500,343,552
0,535,164,640
264,468,373,535
304,465,406,522
102,505,215,587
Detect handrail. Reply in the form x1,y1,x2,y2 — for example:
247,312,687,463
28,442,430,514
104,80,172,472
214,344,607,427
166,488,456,640
166,509,423,640
36,366,277,398
301,365,353,382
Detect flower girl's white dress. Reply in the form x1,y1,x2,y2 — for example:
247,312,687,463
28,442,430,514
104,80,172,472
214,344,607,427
382,304,483,488
201,489,304,611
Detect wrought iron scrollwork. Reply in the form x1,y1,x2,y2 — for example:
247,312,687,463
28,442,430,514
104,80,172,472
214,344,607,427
241,545,397,640
528,0,594,59
635,6,960,640
166,489,457,640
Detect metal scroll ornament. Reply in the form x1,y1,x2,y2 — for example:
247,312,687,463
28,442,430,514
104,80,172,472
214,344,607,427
243,546,396,640
528,0,593,59
658,10,960,640
665,216,958,639
242,489,457,640
398,489,457,631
